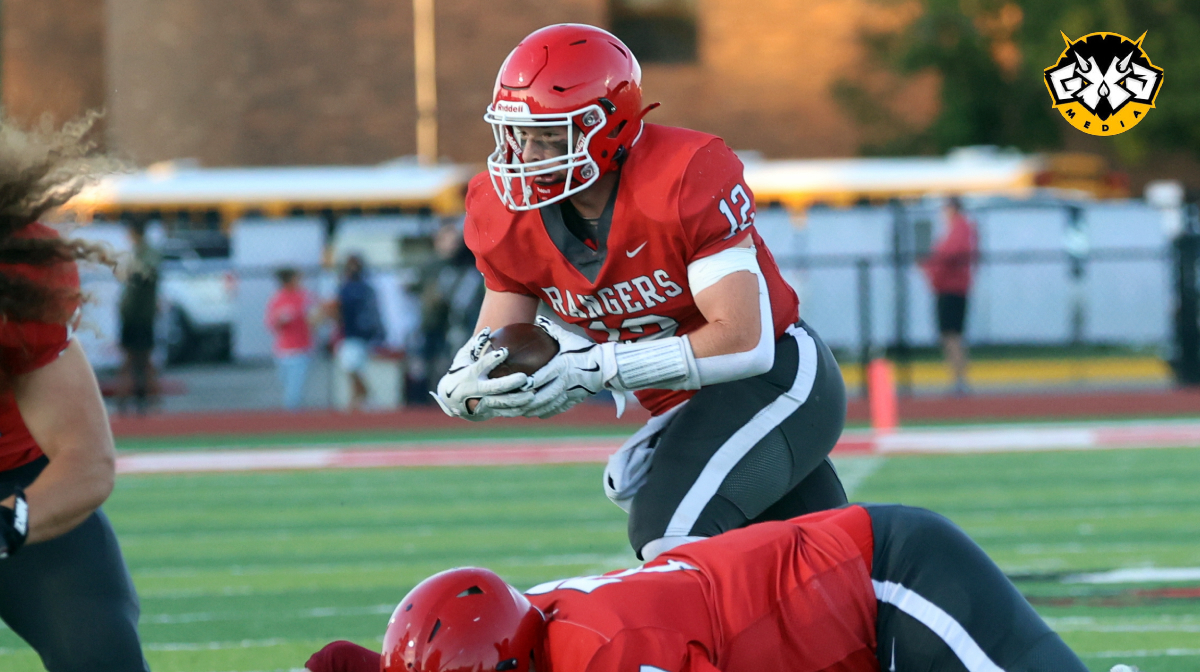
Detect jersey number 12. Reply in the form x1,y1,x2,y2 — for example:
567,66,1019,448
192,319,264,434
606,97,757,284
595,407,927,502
718,184,753,239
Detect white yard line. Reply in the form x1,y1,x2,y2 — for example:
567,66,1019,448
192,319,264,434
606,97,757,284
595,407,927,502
832,456,885,498
141,604,396,625
1064,567,1200,584
115,418,1200,475
118,449,336,473
877,427,1096,453
143,638,291,651
1085,647,1200,659
1057,623,1200,633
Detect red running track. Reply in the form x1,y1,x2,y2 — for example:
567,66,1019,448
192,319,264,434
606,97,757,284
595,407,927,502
109,388,1200,439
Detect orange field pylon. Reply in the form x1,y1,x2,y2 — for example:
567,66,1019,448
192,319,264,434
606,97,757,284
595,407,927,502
868,358,899,434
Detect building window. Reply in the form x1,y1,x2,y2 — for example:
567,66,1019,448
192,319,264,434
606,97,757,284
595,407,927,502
609,0,698,64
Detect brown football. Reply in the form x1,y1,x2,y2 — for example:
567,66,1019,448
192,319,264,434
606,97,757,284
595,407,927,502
485,322,560,378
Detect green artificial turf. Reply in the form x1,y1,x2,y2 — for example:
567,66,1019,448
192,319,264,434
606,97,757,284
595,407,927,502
2,447,1197,671
857,447,1200,671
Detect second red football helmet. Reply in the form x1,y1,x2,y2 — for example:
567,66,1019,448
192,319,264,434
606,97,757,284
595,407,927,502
485,24,653,211
381,568,545,672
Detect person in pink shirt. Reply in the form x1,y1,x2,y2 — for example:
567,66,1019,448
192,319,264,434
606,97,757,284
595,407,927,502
265,268,315,410
923,197,978,395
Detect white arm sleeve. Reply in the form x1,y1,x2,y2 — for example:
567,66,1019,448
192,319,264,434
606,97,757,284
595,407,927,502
687,244,760,294
605,246,775,391
688,246,775,385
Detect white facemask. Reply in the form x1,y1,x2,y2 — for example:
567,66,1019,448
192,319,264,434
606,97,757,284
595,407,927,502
484,102,608,211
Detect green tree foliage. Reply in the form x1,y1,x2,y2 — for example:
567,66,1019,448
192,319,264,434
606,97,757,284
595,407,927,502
842,0,1200,162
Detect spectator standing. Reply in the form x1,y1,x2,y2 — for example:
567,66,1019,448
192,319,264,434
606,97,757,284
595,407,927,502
923,196,978,395
332,255,385,412
407,220,485,403
118,219,161,414
265,268,315,410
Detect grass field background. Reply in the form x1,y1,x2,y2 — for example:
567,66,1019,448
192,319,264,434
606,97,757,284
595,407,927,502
1,439,1198,672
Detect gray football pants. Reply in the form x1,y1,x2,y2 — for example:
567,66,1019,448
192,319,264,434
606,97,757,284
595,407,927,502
628,320,849,556
866,504,1089,672
0,457,149,672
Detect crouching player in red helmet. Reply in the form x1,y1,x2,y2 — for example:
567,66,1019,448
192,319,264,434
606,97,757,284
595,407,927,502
434,23,848,563
306,504,1102,672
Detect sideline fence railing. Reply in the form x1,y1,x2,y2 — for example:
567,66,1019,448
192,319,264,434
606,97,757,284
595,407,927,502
87,235,1200,411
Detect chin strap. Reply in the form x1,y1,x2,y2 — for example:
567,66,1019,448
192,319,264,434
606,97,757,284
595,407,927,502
611,104,660,169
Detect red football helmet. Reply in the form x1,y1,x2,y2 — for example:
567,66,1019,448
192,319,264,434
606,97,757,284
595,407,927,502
485,24,653,211
382,568,546,672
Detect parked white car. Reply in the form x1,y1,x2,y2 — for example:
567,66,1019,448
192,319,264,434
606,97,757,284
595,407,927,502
157,232,236,364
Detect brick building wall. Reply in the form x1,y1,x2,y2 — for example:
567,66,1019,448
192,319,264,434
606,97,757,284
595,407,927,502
105,0,419,166
419,0,608,167
4,0,936,167
2,0,106,132
646,0,938,158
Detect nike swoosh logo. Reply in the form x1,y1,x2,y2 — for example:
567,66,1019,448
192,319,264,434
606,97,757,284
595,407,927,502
564,347,595,355
626,242,648,258
580,364,600,372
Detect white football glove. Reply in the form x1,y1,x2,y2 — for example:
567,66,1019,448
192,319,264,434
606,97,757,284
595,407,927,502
523,316,703,418
432,328,534,421
520,317,617,418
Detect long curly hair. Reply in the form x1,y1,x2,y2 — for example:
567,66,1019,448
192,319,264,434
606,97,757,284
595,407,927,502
0,112,120,325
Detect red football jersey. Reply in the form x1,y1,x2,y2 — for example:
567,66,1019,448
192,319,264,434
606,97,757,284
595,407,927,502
0,223,80,472
464,123,800,415
527,505,878,672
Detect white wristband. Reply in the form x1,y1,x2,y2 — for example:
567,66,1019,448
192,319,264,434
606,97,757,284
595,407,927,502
610,336,700,391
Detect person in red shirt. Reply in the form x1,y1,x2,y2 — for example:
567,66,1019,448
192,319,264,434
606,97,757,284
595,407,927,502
0,115,149,670
305,504,1097,672
433,24,848,561
265,267,316,410
922,197,978,395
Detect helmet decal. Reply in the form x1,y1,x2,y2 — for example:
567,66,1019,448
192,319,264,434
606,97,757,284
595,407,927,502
504,128,523,160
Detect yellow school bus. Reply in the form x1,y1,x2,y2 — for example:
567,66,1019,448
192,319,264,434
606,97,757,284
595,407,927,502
61,160,470,229
743,148,1124,212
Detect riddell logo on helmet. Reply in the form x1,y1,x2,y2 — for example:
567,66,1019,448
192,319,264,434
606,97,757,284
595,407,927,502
494,101,531,115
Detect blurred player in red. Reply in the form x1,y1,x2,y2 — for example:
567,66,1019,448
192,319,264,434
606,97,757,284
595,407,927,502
305,504,1095,672
0,115,149,671
434,23,848,561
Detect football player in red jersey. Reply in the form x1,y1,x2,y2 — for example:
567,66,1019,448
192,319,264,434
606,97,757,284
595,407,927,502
305,504,1094,672
434,23,849,561
0,115,150,671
